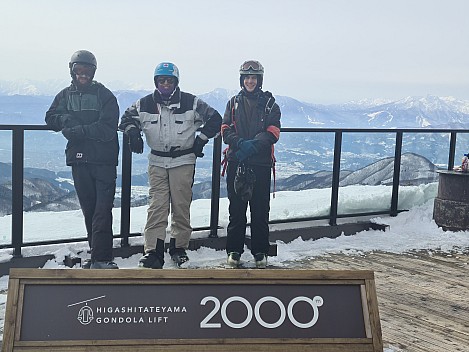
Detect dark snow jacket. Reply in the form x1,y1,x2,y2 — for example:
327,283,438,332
45,81,119,166
221,89,281,167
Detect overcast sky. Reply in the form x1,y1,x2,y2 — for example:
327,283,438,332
1,0,468,104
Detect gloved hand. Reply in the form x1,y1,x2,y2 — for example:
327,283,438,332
127,127,144,154
192,136,208,157
236,139,259,161
59,114,74,130
62,125,85,142
62,114,81,128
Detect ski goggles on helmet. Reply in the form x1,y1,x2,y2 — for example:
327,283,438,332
71,63,96,77
241,61,262,71
156,76,176,85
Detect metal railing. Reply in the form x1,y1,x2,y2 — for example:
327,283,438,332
0,124,465,257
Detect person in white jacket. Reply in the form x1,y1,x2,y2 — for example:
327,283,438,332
119,62,221,268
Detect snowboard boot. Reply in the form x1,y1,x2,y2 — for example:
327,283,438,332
227,252,241,268
254,253,267,269
169,238,189,267
90,261,119,269
81,259,92,269
138,239,165,269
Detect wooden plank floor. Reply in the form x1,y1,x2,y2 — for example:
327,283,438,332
294,250,469,352
0,250,467,351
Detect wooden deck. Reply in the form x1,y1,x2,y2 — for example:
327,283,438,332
0,249,467,351
296,250,469,351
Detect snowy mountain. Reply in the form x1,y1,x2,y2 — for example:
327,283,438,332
350,95,469,128
2,81,469,128
1,86,469,182
0,79,69,96
0,79,151,97
339,153,439,186
201,90,469,129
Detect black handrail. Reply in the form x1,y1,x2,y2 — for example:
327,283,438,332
390,132,403,216
329,131,342,226
11,128,24,257
448,132,457,170
1,124,467,256
209,135,223,238
119,133,132,248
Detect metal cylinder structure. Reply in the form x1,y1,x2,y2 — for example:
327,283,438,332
433,170,469,231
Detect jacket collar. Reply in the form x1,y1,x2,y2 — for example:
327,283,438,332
70,80,98,93
153,87,181,109
240,88,263,99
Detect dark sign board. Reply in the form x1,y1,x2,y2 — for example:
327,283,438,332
2,269,383,352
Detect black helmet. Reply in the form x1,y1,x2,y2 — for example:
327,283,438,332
239,60,264,89
69,50,97,83
69,50,97,69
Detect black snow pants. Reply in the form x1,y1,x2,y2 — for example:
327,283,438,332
225,161,272,256
72,163,116,262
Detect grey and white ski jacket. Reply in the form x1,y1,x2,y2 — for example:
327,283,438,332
119,88,222,168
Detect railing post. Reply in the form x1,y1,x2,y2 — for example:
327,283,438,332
119,134,132,247
11,128,24,257
209,135,222,238
390,131,403,216
448,132,457,170
330,131,342,226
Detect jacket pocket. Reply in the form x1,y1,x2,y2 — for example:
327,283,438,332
140,112,159,133
175,113,194,135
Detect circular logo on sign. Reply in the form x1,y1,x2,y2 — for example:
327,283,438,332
77,305,94,325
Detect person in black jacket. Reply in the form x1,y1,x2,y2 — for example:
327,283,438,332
221,60,281,268
45,50,119,269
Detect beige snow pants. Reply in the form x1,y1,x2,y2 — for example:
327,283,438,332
143,164,195,252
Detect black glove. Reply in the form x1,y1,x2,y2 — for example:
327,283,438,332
127,127,144,154
62,125,85,142
62,114,81,128
58,114,73,129
192,136,208,157
48,114,73,132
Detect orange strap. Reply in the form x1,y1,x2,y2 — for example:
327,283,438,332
221,147,229,177
271,145,276,198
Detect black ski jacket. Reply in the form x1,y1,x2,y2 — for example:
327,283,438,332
221,89,281,167
45,81,119,166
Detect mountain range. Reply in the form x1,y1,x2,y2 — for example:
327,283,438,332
2,79,469,129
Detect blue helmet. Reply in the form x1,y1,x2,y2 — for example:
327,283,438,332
154,62,179,85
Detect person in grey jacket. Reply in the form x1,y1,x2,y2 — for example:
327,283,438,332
45,50,119,269
119,62,222,268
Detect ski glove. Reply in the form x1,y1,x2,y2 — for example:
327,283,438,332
127,127,144,154
236,139,259,161
48,114,73,132
62,125,85,142
58,114,74,130
62,114,82,129
192,136,208,157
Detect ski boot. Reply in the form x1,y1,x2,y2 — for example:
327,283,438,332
138,239,165,269
227,252,241,268
90,261,119,269
169,238,189,267
254,253,267,269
